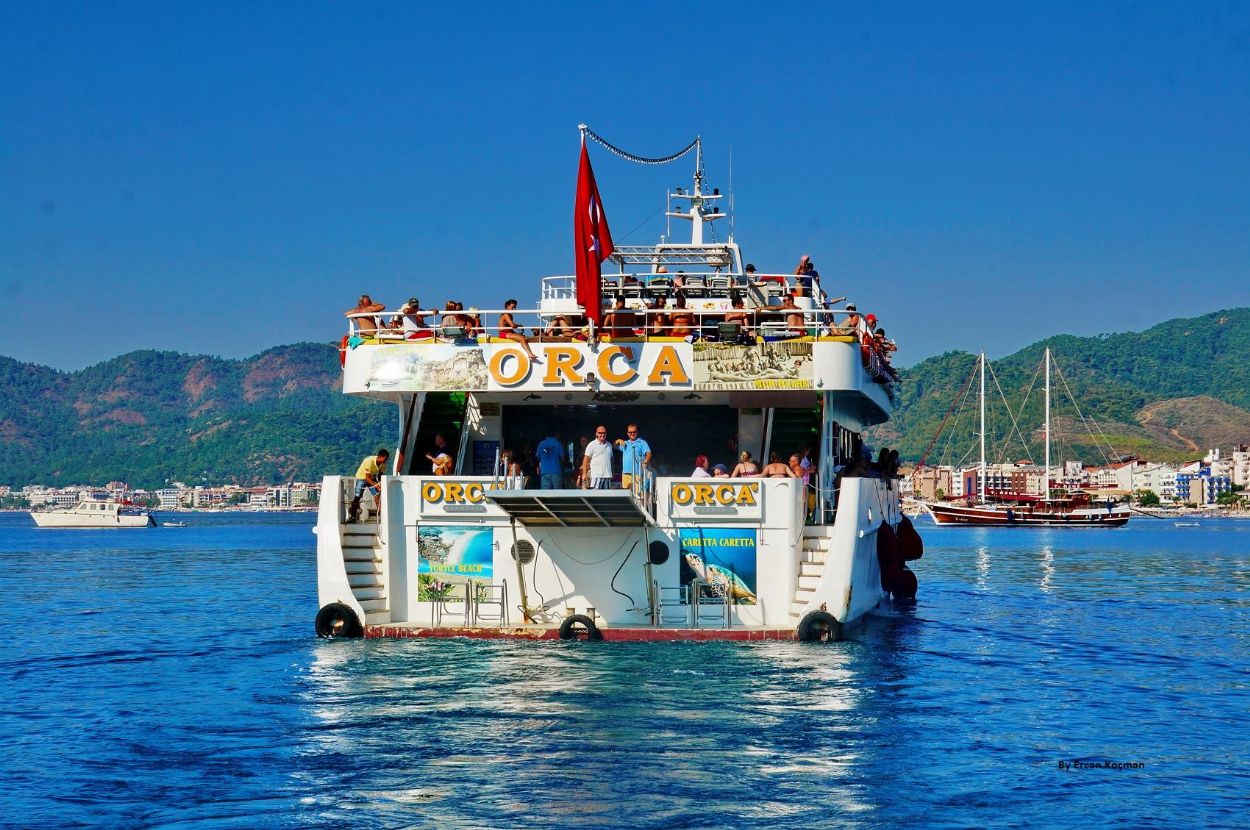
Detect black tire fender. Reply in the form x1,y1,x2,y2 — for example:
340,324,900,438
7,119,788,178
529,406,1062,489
558,613,604,641
315,602,364,638
796,610,841,642
893,568,919,601
897,514,924,562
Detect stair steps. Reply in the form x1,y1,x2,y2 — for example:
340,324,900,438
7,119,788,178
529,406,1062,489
791,529,833,618
340,522,388,623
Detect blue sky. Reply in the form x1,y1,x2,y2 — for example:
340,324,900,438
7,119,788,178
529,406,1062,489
2,1,1247,370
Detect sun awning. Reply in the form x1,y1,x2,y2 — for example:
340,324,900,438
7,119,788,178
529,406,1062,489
484,489,655,528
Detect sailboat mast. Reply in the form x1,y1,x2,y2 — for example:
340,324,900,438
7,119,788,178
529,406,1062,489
1044,346,1051,501
979,352,986,504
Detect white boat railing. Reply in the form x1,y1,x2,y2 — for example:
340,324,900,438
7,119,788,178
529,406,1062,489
346,305,879,343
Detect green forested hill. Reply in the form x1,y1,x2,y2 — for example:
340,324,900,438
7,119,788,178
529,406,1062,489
0,343,393,488
876,308,1250,464
2,309,1248,487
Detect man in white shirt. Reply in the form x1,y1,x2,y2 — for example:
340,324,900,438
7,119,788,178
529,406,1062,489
581,426,613,489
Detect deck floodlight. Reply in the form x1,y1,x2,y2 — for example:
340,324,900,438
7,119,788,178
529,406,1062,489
442,326,466,337
718,322,741,339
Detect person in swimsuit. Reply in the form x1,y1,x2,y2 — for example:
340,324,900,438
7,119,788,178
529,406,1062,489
498,298,540,360
731,451,759,478
761,451,798,478
667,293,696,339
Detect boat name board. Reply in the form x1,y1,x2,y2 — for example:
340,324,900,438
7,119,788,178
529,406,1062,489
667,481,763,521
417,478,509,518
359,341,833,393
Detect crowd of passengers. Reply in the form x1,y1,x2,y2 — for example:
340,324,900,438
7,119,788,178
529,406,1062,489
343,255,900,382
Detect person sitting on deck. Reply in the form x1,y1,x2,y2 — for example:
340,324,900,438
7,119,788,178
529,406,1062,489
602,296,640,338
840,303,861,335
645,296,669,338
721,294,755,341
539,314,574,340
345,294,386,337
667,293,696,339
398,298,433,340
712,463,731,478
499,298,540,360
776,294,805,335
761,451,799,478
425,433,452,473
691,454,712,477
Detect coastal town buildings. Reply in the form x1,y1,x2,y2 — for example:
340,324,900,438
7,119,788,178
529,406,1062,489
4,481,321,510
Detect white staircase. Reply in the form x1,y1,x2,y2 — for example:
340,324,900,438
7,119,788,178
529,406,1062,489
790,527,834,619
342,523,389,624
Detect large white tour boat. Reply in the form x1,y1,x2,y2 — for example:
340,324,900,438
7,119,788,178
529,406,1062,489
30,497,155,528
314,128,922,641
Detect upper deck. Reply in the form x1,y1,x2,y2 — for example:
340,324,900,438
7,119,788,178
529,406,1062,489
339,133,900,428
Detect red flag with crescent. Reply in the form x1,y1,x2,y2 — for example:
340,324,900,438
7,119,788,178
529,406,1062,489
574,137,614,325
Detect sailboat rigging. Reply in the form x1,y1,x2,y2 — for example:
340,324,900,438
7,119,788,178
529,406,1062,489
921,347,1131,527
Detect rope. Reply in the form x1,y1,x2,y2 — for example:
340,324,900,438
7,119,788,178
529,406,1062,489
916,355,979,468
581,124,699,166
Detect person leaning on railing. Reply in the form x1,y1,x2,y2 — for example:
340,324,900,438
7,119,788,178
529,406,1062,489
345,294,386,336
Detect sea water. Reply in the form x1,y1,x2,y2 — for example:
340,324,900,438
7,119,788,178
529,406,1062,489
1,512,1247,829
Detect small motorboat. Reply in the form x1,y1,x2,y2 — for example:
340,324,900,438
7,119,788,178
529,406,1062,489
1173,521,1200,528
162,521,188,528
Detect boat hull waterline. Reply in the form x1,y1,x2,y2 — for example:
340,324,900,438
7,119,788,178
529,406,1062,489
926,502,1129,527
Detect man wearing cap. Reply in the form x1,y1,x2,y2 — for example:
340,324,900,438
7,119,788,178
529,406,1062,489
399,298,432,340
349,447,389,523
842,303,861,334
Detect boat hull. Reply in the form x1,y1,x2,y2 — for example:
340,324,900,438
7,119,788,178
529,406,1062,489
925,502,1129,527
31,511,155,528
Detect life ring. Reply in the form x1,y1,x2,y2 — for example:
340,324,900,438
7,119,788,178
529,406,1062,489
897,515,924,562
893,568,918,601
315,602,364,638
338,335,349,369
796,610,841,642
558,613,604,641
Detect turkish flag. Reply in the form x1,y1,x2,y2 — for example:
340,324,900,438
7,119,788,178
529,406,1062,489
574,138,614,325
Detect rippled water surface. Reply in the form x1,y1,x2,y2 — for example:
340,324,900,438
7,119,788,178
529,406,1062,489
2,511,1248,828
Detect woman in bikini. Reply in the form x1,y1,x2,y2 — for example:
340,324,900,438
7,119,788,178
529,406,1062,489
730,450,760,478
498,298,540,360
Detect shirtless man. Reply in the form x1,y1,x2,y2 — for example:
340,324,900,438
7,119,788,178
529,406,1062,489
602,296,640,338
667,294,696,339
777,294,805,333
723,295,754,337
499,298,540,360
842,303,861,334
345,294,386,336
645,296,669,338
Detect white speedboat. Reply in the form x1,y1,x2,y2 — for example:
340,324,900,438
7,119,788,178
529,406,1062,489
315,127,920,642
31,498,155,528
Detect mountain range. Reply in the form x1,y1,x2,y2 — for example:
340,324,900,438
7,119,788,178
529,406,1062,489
2,309,1248,488
874,308,1250,466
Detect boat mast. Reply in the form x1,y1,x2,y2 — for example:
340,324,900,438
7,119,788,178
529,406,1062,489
1044,346,1051,501
979,352,986,504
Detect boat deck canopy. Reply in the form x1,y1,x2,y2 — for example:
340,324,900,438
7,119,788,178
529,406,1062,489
485,489,655,528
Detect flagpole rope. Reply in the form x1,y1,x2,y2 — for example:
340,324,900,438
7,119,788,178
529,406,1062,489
580,124,699,166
